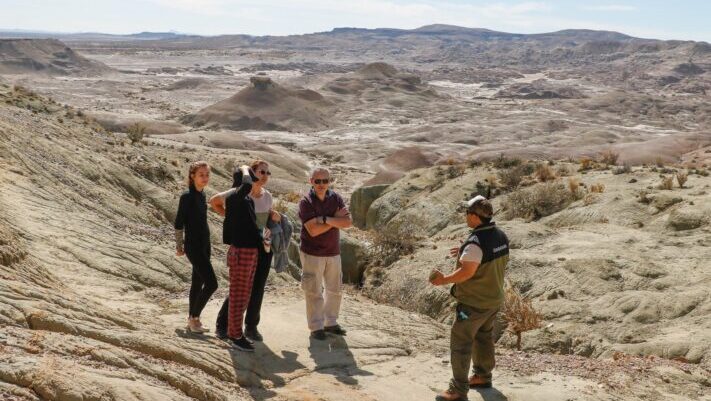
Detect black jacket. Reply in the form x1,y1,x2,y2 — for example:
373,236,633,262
175,185,210,253
223,181,262,248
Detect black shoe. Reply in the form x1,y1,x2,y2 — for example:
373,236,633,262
310,329,327,340
245,326,263,342
324,325,347,336
230,336,255,352
215,328,228,340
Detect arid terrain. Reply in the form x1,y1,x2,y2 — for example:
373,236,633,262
0,25,709,400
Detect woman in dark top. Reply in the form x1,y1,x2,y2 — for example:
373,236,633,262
175,161,217,334
214,165,267,351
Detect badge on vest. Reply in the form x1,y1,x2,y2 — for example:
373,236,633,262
455,304,470,322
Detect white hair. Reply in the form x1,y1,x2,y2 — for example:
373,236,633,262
310,167,330,178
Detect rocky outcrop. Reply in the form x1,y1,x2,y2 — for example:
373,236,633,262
350,184,389,229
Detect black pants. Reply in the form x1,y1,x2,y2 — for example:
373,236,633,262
217,247,272,331
186,246,218,318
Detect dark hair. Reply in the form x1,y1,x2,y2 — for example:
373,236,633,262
467,198,493,219
188,161,210,187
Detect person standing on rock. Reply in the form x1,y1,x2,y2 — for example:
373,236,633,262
298,167,352,340
429,195,509,401
175,161,218,334
210,160,280,342
214,165,267,351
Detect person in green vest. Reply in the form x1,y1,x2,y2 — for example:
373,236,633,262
430,195,509,401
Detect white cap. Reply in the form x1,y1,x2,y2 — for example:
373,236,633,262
465,195,487,209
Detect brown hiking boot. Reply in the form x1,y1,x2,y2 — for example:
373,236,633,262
468,374,492,388
435,389,467,401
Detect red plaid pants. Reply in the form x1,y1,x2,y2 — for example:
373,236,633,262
227,246,258,338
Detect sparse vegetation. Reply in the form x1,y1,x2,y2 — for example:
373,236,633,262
590,183,605,193
127,123,146,144
370,217,424,266
613,162,632,175
676,171,688,188
567,177,582,200
273,197,289,214
579,157,595,172
443,164,466,179
598,149,620,166
503,182,572,220
503,282,542,351
659,176,674,190
534,163,556,182
499,164,527,189
283,190,302,203
492,153,521,169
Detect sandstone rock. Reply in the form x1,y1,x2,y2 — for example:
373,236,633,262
667,209,707,230
350,184,389,229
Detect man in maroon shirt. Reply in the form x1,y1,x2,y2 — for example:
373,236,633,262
298,167,352,340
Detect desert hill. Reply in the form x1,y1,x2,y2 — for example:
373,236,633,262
183,76,336,132
0,39,111,76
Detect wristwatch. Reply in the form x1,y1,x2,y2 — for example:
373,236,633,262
322,216,327,224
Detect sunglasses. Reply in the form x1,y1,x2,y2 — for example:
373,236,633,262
313,178,330,185
258,170,271,176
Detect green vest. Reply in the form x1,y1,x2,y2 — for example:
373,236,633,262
451,223,509,309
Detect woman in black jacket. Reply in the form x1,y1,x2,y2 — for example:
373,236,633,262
175,161,217,333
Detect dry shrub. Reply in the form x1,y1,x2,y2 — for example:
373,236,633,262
127,123,146,144
493,154,522,169
273,197,289,214
590,183,605,193
583,193,600,206
485,174,499,188
579,157,595,171
676,171,688,188
283,191,302,203
598,149,620,166
556,164,572,177
659,176,674,190
655,157,665,168
499,165,527,189
613,162,632,175
503,182,573,220
503,282,542,350
534,163,556,182
567,177,582,199
370,217,424,266
445,164,466,179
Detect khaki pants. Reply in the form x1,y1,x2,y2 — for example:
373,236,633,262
299,251,343,331
449,303,498,396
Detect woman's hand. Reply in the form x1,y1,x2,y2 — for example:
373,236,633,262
263,228,272,240
176,248,185,257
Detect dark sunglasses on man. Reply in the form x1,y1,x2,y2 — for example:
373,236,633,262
258,169,271,176
313,178,330,185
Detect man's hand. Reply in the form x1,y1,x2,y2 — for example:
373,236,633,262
335,207,350,218
429,269,446,286
176,248,185,257
449,246,460,258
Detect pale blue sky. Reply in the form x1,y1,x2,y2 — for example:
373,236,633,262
1,0,709,42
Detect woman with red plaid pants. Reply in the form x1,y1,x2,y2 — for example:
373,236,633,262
221,165,268,351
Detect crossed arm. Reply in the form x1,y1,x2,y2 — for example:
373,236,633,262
303,208,352,237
